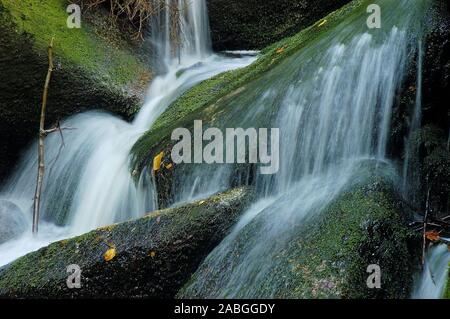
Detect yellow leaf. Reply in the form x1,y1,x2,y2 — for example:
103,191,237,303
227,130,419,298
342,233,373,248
153,151,164,171
104,248,116,262
318,19,327,27
165,163,173,170
149,251,156,258
199,200,206,205
276,47,285,54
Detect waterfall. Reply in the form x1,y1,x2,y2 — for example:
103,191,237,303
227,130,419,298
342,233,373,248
0,0,440,298
412,245,450,299
150,0,211,67
0,0,255,266
178,0,429,298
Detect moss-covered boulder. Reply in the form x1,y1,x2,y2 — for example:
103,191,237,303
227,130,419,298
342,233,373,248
206,0,351,50
179,168,420,298
0,0,152,180
0,187,253,298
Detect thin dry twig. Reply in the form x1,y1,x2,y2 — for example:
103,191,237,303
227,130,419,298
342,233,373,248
33,37,55,235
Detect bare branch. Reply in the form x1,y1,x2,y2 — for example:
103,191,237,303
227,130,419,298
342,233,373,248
33,37,54,235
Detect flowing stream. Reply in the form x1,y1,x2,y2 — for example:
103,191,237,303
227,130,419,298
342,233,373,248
0,0,446,299
0,0,255,267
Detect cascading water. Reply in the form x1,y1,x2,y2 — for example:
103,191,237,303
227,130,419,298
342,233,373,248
177,0,430,298
0,0,255,266
0,0,442,299
412,245,450,299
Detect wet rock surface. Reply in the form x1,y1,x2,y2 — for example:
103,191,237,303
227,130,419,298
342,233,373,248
206,0,351,50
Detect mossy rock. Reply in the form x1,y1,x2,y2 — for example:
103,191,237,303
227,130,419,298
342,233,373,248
0,0,152,180
179,167,420,298
445,265,450,299
0,187,253,298
130,0,370,174
206,0,351,50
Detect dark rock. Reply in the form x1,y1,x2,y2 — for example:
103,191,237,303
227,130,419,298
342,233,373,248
206,0,351,50
390,0,450,215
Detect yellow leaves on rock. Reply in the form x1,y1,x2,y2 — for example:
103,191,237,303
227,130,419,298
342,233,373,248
425,230,441,242
276,47,285,54
153,151,164,171
104,247,116,262
318,19,327,27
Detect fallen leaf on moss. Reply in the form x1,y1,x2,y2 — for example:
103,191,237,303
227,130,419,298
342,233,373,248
104,248,116,262
153,151,164,171
276,47,285,54
425,230,440,242
199,200,206,205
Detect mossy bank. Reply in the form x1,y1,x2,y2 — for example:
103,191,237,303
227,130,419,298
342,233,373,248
0,0,152,180
0,187,253,298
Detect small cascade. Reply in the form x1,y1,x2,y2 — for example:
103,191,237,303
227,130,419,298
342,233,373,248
412,245,450,299
0,0,255,266
150,0,211,67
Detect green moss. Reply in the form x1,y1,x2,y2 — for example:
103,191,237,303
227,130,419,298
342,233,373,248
130,0,369,173
1,0,148,87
